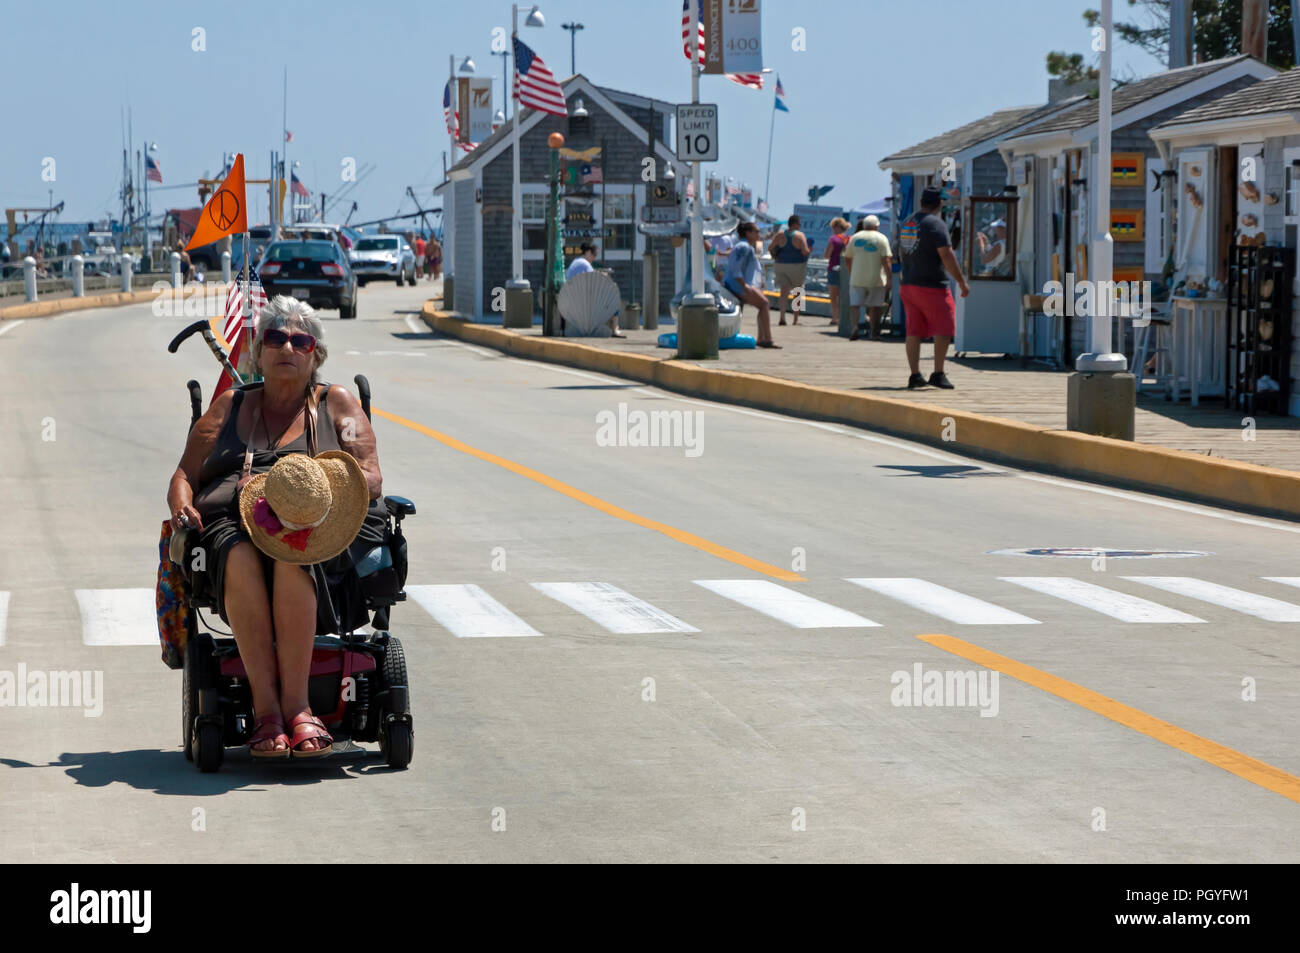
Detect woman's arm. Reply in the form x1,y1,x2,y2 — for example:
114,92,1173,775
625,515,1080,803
166,388,236,531
328,385,383,500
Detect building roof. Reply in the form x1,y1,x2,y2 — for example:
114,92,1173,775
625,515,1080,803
444,74,668,177
1022,55,1256,134
1155,64,1300,126
879,102,1074,165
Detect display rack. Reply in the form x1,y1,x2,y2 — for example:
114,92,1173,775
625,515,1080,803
1226,244,1294,415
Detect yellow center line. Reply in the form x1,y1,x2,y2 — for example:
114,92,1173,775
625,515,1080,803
918,633,1300,806
371,405,804,581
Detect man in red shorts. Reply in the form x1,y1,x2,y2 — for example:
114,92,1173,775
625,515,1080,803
898,186,970,389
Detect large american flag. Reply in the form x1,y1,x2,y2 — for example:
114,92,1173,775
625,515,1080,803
223,266,268,347
513,36,567,116
681,0,764,90
443,81,478,151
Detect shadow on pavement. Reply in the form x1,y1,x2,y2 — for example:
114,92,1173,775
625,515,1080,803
1,746,397,796
876,464,1005,479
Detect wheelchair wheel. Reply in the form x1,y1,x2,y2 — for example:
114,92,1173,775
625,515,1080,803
379,637,413,769
182,632,215,761
195,722,224,773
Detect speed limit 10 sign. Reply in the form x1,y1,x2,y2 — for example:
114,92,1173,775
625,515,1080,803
676,104,718,163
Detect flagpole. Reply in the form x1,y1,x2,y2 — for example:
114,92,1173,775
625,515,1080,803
763,81,776,211
241,228,253,382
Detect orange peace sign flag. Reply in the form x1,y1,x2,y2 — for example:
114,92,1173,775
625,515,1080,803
185,153,248,250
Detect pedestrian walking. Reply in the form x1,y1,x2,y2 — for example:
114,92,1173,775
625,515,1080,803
841,215,892,341
898,187,969,389
769,214,811,326
426,236,442,280
824,217,850,326
722,221,780,348
414,234,427,277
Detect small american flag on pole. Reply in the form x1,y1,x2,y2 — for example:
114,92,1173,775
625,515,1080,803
513,36,567,116
680,0,764,91
222,266,267,347
145,155,162,184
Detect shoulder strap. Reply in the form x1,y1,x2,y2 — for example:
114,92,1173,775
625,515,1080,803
242,398,260,484
305,383,323,457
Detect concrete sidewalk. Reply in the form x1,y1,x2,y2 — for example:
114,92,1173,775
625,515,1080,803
512,311,1300,473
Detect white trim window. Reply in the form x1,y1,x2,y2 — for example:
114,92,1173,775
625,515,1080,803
1284,147,1300,224
602,187,636,253
522,186,549,257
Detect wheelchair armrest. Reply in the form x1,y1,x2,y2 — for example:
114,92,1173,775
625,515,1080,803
384,495,416,517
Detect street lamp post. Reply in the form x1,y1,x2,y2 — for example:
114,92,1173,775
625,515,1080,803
504,3,545,329
446,52,476,310
676,38,718,359
492,49,510,120
1067,0,1135,438
561,21,584,76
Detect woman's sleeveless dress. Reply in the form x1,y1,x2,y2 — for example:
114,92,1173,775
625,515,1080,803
192,382,374,635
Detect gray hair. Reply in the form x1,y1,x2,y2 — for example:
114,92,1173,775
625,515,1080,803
251,295,329,384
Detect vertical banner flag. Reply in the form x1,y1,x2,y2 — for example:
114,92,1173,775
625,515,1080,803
686,1,764,89
185,153,247,251
465,77,494,144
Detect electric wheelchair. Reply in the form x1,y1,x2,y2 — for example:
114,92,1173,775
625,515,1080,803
174,374,416,773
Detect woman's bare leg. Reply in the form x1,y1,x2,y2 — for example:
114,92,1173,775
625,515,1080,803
272,560,322,749
223,542,283,753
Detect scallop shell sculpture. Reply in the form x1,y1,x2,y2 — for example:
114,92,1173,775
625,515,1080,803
558,271,623,337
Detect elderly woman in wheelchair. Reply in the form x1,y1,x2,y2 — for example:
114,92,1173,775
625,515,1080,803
167,295,387,759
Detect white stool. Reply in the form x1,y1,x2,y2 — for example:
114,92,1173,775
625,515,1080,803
1132,309,1173,396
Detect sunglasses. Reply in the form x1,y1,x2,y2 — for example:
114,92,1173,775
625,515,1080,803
263,328,317,353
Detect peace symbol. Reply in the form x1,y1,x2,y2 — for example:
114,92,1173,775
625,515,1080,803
210,189,241,231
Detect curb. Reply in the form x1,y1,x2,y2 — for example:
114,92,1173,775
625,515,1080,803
0,288,160,320
420,300,1300,522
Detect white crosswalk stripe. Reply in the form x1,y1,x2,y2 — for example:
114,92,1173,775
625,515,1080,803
0,591,8,647
695,579,880,628
847,578,1039,625
406,584,542,638
1000,577,1206,624
1124,577,1300,622
531,582,698,634
74,589,159,645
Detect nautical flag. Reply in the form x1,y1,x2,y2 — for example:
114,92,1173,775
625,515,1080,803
291,173,309,198
513,37,567,116
185,153,247,251
775,77,789,112
285,130,293,143
680,1,765,90
145,155,162,183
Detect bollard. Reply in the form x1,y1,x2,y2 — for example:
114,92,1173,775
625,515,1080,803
221,250,232,284
676,298,719,360
503,281,533,329
642,252,659,331
23,257,38,302
71,255,84,297
120,254,133,292
171,252,182,290
838,275,855,337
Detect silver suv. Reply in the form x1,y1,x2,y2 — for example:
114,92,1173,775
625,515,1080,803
350,235,417,286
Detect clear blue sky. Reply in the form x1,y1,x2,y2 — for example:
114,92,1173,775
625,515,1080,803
3,0,1166,227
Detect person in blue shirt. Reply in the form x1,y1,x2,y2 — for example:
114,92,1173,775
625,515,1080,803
722,222,779,348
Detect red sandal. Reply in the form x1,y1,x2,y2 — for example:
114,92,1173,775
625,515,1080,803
287,711,334,759
249,714,290,759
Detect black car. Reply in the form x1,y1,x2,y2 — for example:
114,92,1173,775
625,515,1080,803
258,240,358,319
